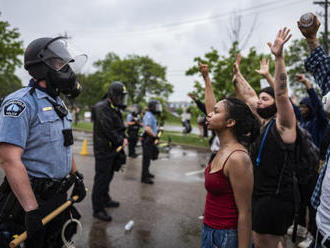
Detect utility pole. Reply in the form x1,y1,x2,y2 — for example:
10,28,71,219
314,0,329,54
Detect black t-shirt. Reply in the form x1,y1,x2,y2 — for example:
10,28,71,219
250,120,295,201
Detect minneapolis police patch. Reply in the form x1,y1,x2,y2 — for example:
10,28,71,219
3,100,26,117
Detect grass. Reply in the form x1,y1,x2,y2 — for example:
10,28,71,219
72,122,209,148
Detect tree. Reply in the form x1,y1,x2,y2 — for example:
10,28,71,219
0,16,24,98
186,42,272,101
93,53,173,105
74,72,108,108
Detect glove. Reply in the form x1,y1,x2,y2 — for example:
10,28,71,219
25,208,44,248
71,171,86,203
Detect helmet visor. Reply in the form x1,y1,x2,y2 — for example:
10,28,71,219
155,103,162,113
39,37,87,73
122,94,128,107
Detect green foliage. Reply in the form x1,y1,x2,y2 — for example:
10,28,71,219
176,107,183,115
92,52,173,105
186,42,271,101
0,17,24,98
74,72,107,108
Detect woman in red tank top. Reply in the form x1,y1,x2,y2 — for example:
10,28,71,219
200,63,260,248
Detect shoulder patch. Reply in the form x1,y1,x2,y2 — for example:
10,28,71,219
3,100,26,117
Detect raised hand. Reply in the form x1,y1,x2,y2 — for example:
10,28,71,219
255,58,270,76
296,73,307,83
199,63,209,78
296,73,311,89
297,13,320,40
233,53,241,75
188,92,196,101
267,27,292,57
232,54,242,83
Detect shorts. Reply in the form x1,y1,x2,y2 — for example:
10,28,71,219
201,224,238,248
252,196,294,235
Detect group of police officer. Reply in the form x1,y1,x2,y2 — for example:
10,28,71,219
0,36,163,246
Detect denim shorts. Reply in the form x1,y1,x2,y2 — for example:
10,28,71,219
201,224,238,248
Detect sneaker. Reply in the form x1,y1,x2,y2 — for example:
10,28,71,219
297,232,313,248
287,224,307,238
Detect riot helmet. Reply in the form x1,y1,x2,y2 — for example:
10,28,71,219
107,81,128,109
24,36,87,98
148,99,162,114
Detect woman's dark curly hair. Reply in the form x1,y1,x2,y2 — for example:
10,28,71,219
223,97,260,144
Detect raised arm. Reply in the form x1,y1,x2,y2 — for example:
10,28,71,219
232,54,259,115
199,63,216,114
255,58,275,88
188,92,207,115
298,13,330,96
267,27,296,142
297,74,329,126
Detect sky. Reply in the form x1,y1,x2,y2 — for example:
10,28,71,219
1,0,321,102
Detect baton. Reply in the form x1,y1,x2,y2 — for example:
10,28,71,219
116,146,122,152
154,131,162,145
9,189,88,248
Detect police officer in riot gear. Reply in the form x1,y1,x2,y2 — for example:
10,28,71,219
126,104,142,158
91,81,128,221
0,36,87,248
141,99,162,184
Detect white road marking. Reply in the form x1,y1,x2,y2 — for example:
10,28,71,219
185,169,204,176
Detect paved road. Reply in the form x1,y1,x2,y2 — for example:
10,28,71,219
73,131,210,247
0,131,300,247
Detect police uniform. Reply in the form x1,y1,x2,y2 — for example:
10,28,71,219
126,112,141,157
0,86,72,178
0,83,77,247
92,99,126,216
141,111,158,182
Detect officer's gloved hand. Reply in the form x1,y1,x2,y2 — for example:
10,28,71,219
25,208,44,248
71,171,86,203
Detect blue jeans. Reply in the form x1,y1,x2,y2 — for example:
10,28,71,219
201,224,238,248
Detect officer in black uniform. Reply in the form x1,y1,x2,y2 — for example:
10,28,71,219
91,81,128,221
126,104,141,158
0,37,87,248
141,100,162,184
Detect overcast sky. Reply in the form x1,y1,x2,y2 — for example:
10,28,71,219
1,0,320,102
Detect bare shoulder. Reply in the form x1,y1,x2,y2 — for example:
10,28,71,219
225,150,252,176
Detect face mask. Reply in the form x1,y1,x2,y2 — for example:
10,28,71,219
256,103,277,119
47,65,77,96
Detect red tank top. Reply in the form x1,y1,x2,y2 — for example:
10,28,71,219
203,149,247,229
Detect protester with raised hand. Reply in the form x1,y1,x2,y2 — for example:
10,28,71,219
296,73,329,148
233,28,297,248
298,13,329,96
298,12,330,248
199,63,259,248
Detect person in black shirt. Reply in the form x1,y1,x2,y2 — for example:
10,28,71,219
91,81,128,221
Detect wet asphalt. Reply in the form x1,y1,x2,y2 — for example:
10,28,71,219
72,131,209,248
0,130,299,247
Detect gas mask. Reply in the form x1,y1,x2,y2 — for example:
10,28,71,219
36,37,87,97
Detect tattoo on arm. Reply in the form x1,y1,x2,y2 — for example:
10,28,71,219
279,73,287,90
